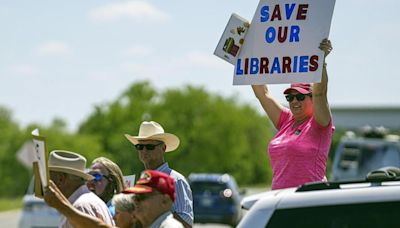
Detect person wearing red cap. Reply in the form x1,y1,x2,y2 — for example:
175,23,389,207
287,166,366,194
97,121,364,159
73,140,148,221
252,39,335,190
44,170,183,228
123,170,184,228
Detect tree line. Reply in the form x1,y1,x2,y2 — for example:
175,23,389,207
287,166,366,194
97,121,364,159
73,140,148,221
0,81,342,197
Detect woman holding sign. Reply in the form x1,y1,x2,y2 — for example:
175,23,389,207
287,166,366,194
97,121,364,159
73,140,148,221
252,39,334,190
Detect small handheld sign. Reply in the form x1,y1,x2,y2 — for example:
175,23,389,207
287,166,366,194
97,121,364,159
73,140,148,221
123,175,136,188
31,129,49,197
214,13,250,65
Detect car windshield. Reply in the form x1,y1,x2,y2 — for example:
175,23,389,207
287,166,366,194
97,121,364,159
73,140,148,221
332,142,400,181
266,201,400,228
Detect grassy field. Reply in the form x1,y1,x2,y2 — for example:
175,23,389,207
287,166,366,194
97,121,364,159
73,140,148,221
0,198,22,212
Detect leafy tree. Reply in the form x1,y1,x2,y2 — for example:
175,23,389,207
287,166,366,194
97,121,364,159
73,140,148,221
79,82,274,185
0,106,29,197
31,118,105,163
0,107,105,197
79,81,159,176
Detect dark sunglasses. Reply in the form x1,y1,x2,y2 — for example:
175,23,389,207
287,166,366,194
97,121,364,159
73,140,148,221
285,93,311,102
135,193,158,202
90,173,112,182
134,142,163,151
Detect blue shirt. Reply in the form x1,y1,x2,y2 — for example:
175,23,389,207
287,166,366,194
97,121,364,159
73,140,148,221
157,162,194,225
107,200,115,217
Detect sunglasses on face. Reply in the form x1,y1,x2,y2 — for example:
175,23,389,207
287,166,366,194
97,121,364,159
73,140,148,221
90,173,111,182
285,93,311,102
135,193,158,202
134,142,163,151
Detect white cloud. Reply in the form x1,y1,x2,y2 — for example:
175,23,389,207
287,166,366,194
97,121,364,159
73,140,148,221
119,50,227,78
120,62,151,75
88,1,170,23
87,70,115,82
183,51,224,68
9,64,39,76
122,45,154,57
35,41,71,57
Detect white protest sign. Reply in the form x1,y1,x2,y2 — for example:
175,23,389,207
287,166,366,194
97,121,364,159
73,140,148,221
233,0,335,85
16,141,35,168
32,129,49,189
214,13,250,65
123,175,136,188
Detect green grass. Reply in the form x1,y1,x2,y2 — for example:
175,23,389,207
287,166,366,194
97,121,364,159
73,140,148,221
0,197,23,212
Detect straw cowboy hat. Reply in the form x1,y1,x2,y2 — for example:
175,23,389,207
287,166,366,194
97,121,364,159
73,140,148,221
48,150,94,181
125,121,180,152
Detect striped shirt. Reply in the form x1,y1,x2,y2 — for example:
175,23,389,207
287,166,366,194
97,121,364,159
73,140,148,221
150,211,184,228
59,185,114,228
157,162,194,226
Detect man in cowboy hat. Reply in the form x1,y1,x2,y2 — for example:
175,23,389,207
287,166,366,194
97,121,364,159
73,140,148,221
48,150,114,227
125,121,193,228
43,170,182,228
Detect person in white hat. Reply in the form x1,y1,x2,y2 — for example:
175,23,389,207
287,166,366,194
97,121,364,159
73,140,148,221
125,121,193,228
48,150,114,228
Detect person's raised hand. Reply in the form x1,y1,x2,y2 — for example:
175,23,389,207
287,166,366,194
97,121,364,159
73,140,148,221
44,180,69,210
319,38,332,57
251,84,268,99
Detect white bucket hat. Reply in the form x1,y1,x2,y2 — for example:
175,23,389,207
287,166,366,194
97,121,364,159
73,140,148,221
48,150,94,181
125,121,180,152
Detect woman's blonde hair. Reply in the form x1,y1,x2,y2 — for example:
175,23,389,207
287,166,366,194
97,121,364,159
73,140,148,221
92,157,125,194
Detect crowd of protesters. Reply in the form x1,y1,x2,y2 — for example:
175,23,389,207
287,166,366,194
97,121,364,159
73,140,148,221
44,120,192,228
41,37,334,228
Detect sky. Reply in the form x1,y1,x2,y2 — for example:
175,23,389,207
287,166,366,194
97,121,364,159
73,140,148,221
1,0,399,132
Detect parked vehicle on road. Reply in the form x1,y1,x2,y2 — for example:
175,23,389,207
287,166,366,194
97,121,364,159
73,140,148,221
18,177,60,228
238,167,400,228
331,126,400,181
189,173,243,227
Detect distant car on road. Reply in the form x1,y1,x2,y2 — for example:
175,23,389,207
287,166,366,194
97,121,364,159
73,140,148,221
238,167,400,228
331,127,400,181
18,177,60,228
189,173,243,227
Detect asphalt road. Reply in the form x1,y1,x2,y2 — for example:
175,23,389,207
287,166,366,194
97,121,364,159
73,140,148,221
0,209,231,228
0,187,267,228
0,209,21,228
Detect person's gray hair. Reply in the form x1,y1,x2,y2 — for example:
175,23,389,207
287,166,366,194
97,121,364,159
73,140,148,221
112,193,135,212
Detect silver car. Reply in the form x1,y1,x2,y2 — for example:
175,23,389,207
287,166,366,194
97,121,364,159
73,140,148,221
18,177,60,228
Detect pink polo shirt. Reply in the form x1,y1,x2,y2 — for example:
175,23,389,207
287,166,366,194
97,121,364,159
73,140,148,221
268,108,334,190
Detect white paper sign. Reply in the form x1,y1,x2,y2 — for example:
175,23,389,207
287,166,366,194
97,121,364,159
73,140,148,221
214,13,250,65
16,141,35,168
233,0,335,85
123,175,136,188
32,129,49,189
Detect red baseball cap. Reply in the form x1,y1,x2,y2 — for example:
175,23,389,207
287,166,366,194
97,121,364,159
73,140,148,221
122,170,176,202
283,83,312,95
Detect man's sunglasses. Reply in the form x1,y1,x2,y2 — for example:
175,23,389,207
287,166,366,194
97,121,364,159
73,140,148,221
135,193,158,202
134,142,163,151
285,93,312,102
90,173,112,182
